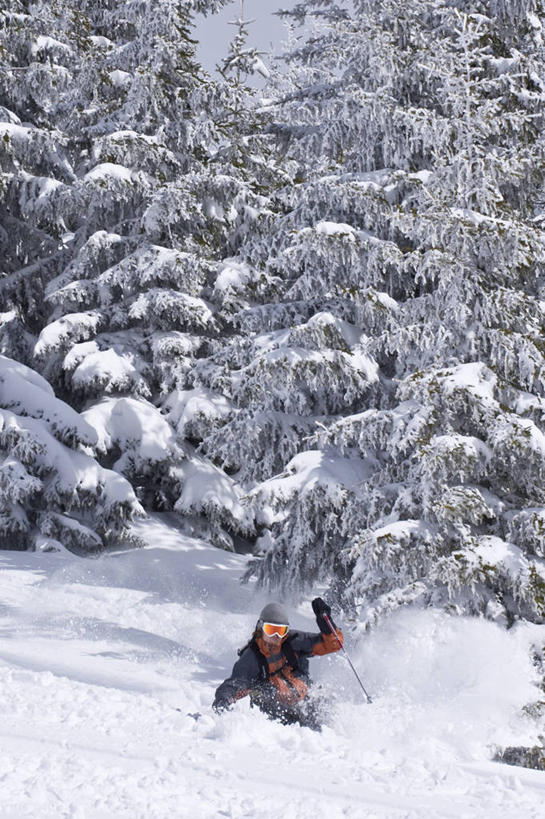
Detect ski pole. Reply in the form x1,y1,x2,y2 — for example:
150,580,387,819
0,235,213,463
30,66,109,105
324,613,373,704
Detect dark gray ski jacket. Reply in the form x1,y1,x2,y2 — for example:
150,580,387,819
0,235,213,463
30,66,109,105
213,628,343,710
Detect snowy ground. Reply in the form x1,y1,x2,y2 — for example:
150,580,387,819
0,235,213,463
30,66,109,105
1,516,544,818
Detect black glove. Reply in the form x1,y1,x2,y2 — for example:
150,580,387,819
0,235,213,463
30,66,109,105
311,597,336,634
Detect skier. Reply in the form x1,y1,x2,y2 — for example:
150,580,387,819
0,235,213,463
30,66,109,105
212,598,343,729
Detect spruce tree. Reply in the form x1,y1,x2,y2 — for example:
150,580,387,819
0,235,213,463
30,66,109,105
1,0,280,550
159,2,288,548
1,0,254,547
227,0,545,625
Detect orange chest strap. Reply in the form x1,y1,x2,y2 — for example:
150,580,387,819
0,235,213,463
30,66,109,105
266,651,287,675
255,637,308,704
270,667,308,704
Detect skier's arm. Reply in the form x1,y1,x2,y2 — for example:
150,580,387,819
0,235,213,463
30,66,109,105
212,649,260,711
289,628,344,656
310,628,344,655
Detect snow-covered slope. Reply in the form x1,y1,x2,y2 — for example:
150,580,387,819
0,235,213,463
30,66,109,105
1,516,544,818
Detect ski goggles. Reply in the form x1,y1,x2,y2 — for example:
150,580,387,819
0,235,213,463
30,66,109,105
262,622,289,638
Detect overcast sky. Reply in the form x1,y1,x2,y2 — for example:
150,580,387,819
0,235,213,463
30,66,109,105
194,0,299,75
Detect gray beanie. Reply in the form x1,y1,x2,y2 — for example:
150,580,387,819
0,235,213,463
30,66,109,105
257,601,289,626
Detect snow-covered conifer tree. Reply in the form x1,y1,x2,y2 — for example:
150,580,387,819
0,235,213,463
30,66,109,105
223,0,545,625
1,0,261,548
30,0,225,400
3,0,286,550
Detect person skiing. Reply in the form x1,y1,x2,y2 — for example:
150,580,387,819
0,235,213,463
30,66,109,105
212,597,343,729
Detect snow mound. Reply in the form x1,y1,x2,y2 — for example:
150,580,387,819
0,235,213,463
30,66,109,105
83,396,178,464
253,449,375,507
84,163,135,183
0,354,97,447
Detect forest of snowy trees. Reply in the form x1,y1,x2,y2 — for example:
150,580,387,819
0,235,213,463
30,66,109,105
2,0,545,627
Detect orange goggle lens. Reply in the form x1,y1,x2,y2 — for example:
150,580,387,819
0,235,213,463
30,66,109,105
262,622,289,638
